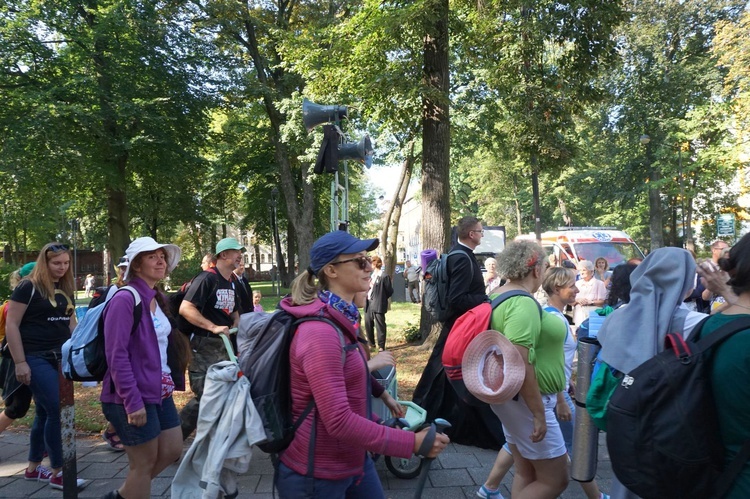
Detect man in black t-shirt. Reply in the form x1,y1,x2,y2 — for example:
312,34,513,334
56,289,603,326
178,237,243,439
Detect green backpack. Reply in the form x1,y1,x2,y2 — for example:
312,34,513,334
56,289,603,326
586,359,621,432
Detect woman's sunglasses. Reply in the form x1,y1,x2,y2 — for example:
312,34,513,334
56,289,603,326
331,255,373,270
47,244,69,253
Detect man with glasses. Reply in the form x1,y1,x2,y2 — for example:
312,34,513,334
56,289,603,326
413,216,504,449
178,237,242,439
702,239,731,313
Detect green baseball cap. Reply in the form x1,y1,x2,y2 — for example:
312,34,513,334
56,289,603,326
19,262,36,277
216,237,245,255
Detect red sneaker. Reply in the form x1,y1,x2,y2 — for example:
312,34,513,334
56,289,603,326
48,471,89,490
24,465,53,482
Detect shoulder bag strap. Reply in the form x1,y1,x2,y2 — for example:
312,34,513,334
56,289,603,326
713,439,750,499
490,290,543,318
692,316,750,352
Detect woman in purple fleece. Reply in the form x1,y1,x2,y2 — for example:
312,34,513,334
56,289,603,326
100,237,190,499
275,231,449,499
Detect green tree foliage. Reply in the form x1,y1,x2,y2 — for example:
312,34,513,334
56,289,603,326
565,0,744,250
454,0,624,238
0,0,214,261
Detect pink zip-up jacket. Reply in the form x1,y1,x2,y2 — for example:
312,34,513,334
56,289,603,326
278,296,415,480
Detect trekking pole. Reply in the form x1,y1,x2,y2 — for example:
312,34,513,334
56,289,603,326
220,331,238,364
413,418,451,499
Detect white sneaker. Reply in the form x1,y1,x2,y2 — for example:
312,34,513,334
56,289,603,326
48,471,89,490
477,484,505,499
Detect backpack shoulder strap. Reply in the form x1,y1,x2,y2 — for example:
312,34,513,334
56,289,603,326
713,439,750,499
447,249,474,280
112,286,144,335
691,315,750,352
490,290,543,318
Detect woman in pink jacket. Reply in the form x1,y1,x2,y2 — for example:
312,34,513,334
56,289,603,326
276,230,449,498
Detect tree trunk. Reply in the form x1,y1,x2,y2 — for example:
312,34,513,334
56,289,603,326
514,176,522,236
647,147,664,250
419,0,451,349
685,196,695,253
106,156,129,276
381,141,415,278
84,5,131,278
254,242,261,274
531,160,542,241
285,221,296,285
235,14,317,274
272,206,285,283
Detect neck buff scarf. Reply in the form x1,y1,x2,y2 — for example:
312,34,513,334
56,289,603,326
318,290,360,326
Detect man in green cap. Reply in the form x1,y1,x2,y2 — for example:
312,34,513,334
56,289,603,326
178,237,244,439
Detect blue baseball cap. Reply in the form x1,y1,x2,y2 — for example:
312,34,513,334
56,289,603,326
310,231,379,275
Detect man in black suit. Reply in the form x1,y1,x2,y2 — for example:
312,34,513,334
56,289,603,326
365,255,394,351
413,216,504,449
232,260,254,314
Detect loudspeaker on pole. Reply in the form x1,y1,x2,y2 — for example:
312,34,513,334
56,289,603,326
338,135,374,168
303,98,348,131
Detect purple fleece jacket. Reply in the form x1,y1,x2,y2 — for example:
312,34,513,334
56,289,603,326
100,277,185,414
278,296,415,480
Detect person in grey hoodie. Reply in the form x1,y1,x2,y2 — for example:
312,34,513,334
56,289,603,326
597,247,707,499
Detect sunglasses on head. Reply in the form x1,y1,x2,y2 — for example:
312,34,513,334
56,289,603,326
47,244,69,253
331,255,372,270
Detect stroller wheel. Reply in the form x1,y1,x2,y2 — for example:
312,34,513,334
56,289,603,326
385,455,423,479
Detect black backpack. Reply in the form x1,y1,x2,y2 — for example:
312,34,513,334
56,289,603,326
423,250,472,322
237,309,349,455
606,315,750,499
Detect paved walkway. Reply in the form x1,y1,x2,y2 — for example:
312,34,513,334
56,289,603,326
0,429,615,498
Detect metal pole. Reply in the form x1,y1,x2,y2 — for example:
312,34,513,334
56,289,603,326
330,177,337,232
59,365,78,498
678,146,686,247
71,220,78,297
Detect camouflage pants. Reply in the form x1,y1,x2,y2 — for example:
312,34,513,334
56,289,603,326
179,335,230,439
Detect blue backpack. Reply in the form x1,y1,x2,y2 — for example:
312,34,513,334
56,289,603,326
62,286,142,382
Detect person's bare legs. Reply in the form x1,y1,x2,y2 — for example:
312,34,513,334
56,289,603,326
0,412,16,434
118,438,159,498
580,479,604,499
116,427,183,498
483,446,514,490
509,444,568,499
150,427,183,478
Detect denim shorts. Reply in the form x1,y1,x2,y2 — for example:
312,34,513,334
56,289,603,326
102,396,180,447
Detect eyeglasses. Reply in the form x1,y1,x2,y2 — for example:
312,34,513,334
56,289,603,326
331,255,372,270
471,229,485,235
47,244,69,253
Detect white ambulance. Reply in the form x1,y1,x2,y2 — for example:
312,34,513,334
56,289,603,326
539,227,645,268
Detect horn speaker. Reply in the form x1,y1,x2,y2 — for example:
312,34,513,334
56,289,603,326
338,135,374,168
303,98,348,131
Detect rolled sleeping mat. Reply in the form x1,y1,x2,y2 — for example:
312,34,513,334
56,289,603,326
420,249,438,274
571,337,601,482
